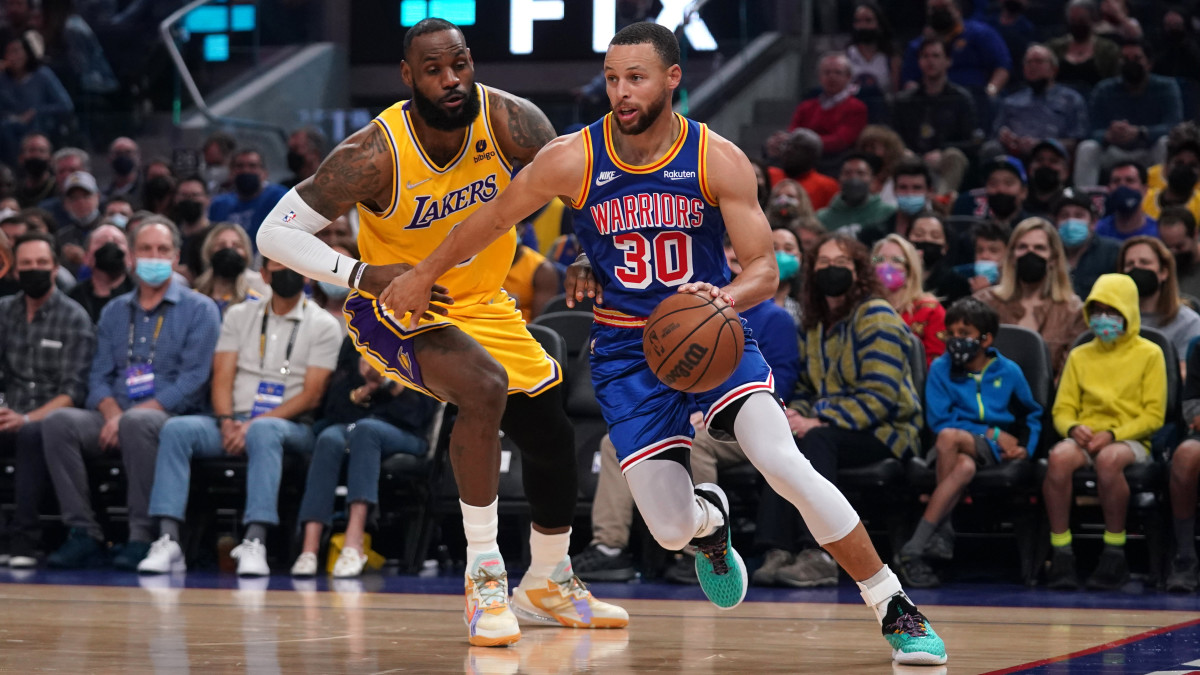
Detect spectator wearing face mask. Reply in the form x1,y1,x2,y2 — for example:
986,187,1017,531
767,128,840,210
989,45,1089,164
860,159,934,247
1154,7,1200,82
1054,188,1119,299
171,177,211,281
207,148,286,250
1048,0,1121,90
1095,160,1156,240
974,217,1087,376
140,161,175,217
1119,235,1200,369
15,132,52,208
900,0,1012,114
1023,140,1072,218
873,234,946,366
1143,138,1200,225
104,137,140,205
954,220,1011,293
771,228,804,327
765,179,817,234
102,197,133,230
1157,207,1200,299
283,127,328,189
68,223,133,323
909,212,971,306
1074,39,1181,188
201,131,236,196
192,223,267,315
53,171,102,274
955,155,1032,229
846,1,899,94
892,38,979,194
817,152,895,235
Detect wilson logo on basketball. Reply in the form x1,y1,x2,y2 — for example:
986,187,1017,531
662,343,709,386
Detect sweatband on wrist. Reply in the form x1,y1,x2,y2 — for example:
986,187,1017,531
352,262,367,290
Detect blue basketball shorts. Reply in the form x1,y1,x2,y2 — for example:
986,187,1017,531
589,307,774,473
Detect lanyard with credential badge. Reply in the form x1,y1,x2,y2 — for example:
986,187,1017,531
125,304,166,401
259,302,303,376
128,307,166,366
252,301,304,417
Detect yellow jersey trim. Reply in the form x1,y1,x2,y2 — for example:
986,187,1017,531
370,118,401,218
571,127,594,209
603,113,688,174
479,85,515,176
402,98,472,175
697,123,718,207
593,306,647,328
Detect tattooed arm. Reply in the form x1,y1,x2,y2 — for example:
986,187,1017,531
296,122,394,218
488,88,558,167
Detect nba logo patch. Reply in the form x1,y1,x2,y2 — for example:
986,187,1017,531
283,210,297,223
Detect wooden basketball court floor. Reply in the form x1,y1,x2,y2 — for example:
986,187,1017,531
2,570,1200,674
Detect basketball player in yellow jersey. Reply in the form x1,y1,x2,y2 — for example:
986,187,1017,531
258,18,627,648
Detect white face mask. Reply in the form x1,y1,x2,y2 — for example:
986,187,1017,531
205,165,229,185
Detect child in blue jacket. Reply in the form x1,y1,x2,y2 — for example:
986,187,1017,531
895,297,1043,588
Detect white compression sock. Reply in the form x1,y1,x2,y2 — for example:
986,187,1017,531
626,458,720,551
731,393,860,546
460,498,500,564
856,565,904,625
527,528,571,580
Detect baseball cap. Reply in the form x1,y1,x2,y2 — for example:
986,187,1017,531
1052,187,1095,216
1030,139,1069,161
62,171,99,195
984,155,1027,184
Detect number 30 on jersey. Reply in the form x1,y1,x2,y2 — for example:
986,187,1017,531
613,231,694,289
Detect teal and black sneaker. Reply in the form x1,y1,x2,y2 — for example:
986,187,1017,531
882,594,948,665
691,483,747,610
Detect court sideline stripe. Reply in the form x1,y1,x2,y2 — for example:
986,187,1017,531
979,615,1200,674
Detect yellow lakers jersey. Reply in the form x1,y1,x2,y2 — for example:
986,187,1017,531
356,84,517,307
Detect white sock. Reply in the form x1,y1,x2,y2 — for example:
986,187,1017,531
855,565,903,625
460,498,500,565
526,528,571,580
693,495,724,538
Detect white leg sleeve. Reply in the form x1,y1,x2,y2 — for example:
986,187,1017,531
732,392,861,546
625,459,707,552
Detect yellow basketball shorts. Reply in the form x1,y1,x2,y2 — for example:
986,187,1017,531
342,289,562,400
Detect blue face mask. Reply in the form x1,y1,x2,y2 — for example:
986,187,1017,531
896,194,927,215
775,250,800,281
317,280,350,301
136,258,173,286
1058,218,1090,248
974,260,1000,284
108,213,128,230
1089,313,1125,342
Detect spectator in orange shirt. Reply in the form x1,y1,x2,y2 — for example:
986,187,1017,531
768,128,841,210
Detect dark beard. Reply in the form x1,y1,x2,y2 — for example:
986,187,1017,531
412,84,481,131
612,89,670,135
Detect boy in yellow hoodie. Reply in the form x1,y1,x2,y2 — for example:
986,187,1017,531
1043,273,1167,590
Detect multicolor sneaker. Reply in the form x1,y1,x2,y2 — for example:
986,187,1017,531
464,552,521,647
691,483,748,610
882,594,948,665
512,558,629,629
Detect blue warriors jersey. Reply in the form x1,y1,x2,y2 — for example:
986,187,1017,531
571,113,727,320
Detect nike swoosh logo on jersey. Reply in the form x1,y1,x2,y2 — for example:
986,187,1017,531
406,178,432,190
595,171,620,186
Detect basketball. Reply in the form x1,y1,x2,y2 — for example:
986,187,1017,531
643,292,744,393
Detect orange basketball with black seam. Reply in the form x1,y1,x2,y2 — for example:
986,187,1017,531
643,292,744,393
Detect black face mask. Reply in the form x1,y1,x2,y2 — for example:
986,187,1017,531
210,247,247,280
286,150,306,175
1028,77,1050,94
22,157,47,178
1069,22,1091,41
1002,0,1024,13
852,28,881,45
93,242,126,276
1031,166,1062,193
1168,164,1199,196
1016,252,1048,283
110,155,136,177
814,265,854,297
1177,249,1196,270
18,269,52,298
234,172,262,198
914,241,944,270
987,192,1019,219
1127,267,1160,297
929,7,956,32
269,267,305,298
144,175,174,205
171,199,204,225
945,336,982,370
1121,60,1147,85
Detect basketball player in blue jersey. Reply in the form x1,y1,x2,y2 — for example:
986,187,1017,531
381,22,948,666
257,19,627,647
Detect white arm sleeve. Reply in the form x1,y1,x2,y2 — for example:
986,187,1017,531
257,188,361,287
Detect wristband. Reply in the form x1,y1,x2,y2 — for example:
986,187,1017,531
215,414,234,424
352,262,367,290
21,414,29,424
